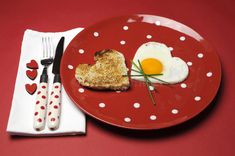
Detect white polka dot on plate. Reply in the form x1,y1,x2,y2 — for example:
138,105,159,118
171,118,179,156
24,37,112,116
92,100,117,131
180,36,186,41
150,115,157,120
99,103,106,108
68,65,74,70
146,35,152,39
93,32,99,37
206,72,213,77
180,83,187,88
197,53,204,58
123,26,128,30
171,109,179,114
187,62,193,66
149,86,155,91
169,47,174,51
155,21,161,26
116,91,121,93
78,88,84,93
194,96,201,101
133,103,140,108
124,117,131,122
120,40,126,45
78,49,84,54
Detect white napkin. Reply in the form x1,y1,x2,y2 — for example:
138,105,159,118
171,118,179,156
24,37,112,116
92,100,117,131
7,28,86,136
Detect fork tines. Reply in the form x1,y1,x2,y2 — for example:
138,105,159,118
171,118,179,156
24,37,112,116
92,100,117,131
42,37,54,58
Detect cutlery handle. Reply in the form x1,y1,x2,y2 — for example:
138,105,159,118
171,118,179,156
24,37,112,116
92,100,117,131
47,82,61,130
33,82,48,131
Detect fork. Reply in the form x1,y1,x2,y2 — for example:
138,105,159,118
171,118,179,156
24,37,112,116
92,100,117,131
33,37,54,131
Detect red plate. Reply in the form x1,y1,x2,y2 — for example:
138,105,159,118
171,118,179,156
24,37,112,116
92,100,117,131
61,14,221,130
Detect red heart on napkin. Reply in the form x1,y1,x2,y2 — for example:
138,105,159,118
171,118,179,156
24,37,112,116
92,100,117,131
26,59,38,69
26,69,37,80
25,83,37,95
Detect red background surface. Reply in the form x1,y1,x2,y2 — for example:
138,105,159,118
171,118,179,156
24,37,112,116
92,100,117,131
0,0,234,156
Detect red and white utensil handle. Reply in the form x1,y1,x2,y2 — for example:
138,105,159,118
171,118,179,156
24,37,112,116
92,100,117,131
47,82,61,130
33,82,48,131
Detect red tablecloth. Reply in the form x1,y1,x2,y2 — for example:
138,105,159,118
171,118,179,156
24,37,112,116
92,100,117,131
1,0,234,155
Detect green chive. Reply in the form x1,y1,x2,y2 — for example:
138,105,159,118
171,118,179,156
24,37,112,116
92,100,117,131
137,60,156,106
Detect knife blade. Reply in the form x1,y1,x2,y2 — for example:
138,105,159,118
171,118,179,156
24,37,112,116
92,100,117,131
52,37,64,81
47,37,64,130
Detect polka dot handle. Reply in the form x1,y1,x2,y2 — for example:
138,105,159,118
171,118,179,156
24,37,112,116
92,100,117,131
33,82,48,131
47,82,61,130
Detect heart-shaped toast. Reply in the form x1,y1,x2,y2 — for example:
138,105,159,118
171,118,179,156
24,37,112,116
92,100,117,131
26,69,38,80
25,83,37,95
75,49,130,90
26,59,38,69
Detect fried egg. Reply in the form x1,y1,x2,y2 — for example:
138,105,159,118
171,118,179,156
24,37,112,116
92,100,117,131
131,42,189,84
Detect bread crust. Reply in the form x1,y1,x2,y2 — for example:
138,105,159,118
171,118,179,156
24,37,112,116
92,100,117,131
75,49,130,91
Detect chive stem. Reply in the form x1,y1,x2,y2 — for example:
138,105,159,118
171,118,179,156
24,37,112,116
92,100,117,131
137,60,156,106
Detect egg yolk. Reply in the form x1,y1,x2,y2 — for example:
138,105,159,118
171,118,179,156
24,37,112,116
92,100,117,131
140,58,163,74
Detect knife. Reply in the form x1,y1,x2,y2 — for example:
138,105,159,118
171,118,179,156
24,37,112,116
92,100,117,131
47,37,64,130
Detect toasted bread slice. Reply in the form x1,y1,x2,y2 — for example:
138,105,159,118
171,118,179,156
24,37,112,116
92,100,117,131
75,49,130,90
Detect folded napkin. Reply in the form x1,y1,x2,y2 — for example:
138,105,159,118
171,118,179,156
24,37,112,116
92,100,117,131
7,28,86,136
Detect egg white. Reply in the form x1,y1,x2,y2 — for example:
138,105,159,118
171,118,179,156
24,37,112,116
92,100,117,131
131,42,189,84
